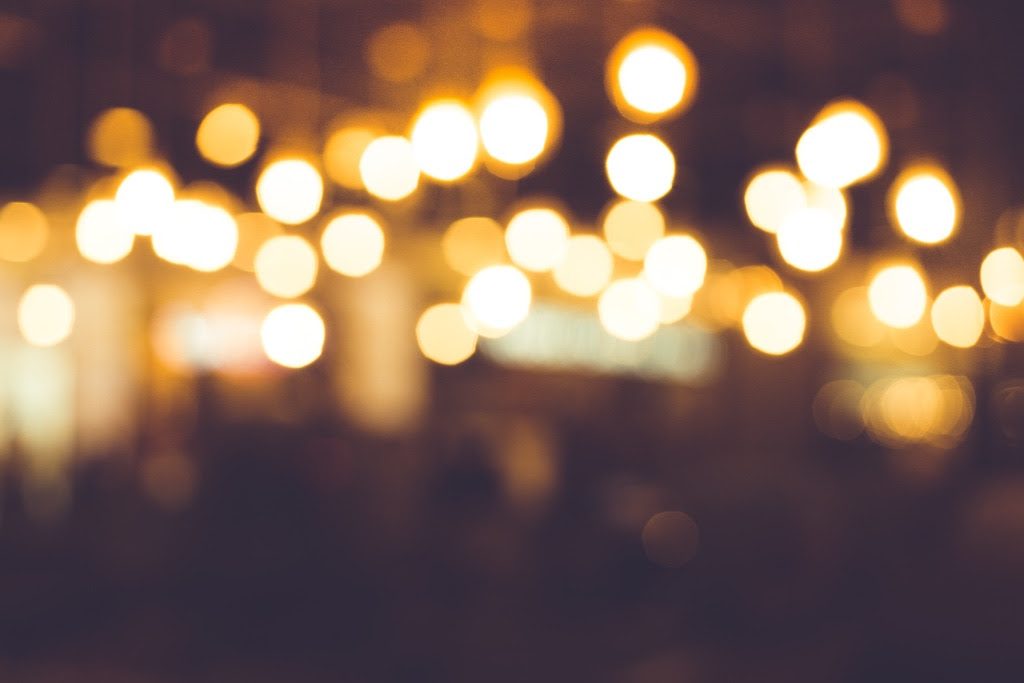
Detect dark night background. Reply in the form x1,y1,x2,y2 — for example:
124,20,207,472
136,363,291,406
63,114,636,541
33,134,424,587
2,0,1024,681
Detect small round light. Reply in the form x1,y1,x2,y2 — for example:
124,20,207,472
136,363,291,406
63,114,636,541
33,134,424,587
643,235,707,297
743,167,806,234
606,134,676,202
254,235,319,299
980,247,1024,307
553,235,614,297
76,199,135,264
891,164,960,245
255,159,324,225
115,168,175,236
0,201,49,262
598,278,662,342
261,303,326,369
742,291,807,356
320,212,386,278
461,265,532,338
195,103,261,167
931,285,985,349
18,284,75,348
505,207,570,272
416,303,479,366
796,100,889,189
868,265,929,329
410,100,478,182
601,200,666,261
360,136,420,201
776,208,844,273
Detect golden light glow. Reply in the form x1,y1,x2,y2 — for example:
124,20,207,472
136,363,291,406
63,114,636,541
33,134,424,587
184,204,238,272
232,213,283,272
0,201,49,262
796,100,889,189
990,300,1024,342
254,235,319,299
255,159,324,225
832,286,886,347
868,265,928,329
87,107,154,168
151,200,237,272
416,303,479,366
442,217,506,276
195,103,261,168
643,234,707,297
891,318,939,357
472,0,534,42
606,27,698,123
115,168,175,236
365,22,430,83
890,164,960,245
862,375,973,448
479,94,550,168
18,284,75,348
601,200,666,260
75,199,135,264
742,291,807,356
476,70,560,174
359,136,420,201
504,207,571,272
323,127,378,190
553,235,614,297
320,212,386,277
930,285,984,349
980,247,1024,307
804,183,849,232
410,100,479,182
461,265,532,338
606,134,675,202
743,167,806,234
659,294,694,324
776,208,844,273
598,278,662,342
260,303,326,369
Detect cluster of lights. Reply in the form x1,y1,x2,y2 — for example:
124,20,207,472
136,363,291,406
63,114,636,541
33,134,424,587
0,18,1020,417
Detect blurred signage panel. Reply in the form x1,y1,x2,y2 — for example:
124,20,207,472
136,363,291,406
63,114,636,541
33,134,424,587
480,303,723,385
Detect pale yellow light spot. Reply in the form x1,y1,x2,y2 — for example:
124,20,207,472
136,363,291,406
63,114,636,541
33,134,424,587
195,103,261,168
479,94,549,167
360,136,420,201
75,199,134,264
442,217,506,276
416,303,479,366
601,200,666,261
255,159,324,225
461,265,532,338
598,278,662,342
891,318,939,357
553,235,614,297
776,208,844,273
659,293,694,324
320,212,386,278
410,100,479,182
115,168,175,236
87,107,154,168
606,134,675,202
0,201,49,262
868,265,928,329
150,200,237,272
891,164,960,245
18,284,75,348
323,127,378,190
930,285,984,348
261,303,325,369
606,27,698,123
980,247,1024,307
743,167,806,234
742,291,807,356
232,213,283,272
254,235,319,299
796,100,889,189
643,234,707,297
505,207,570,272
